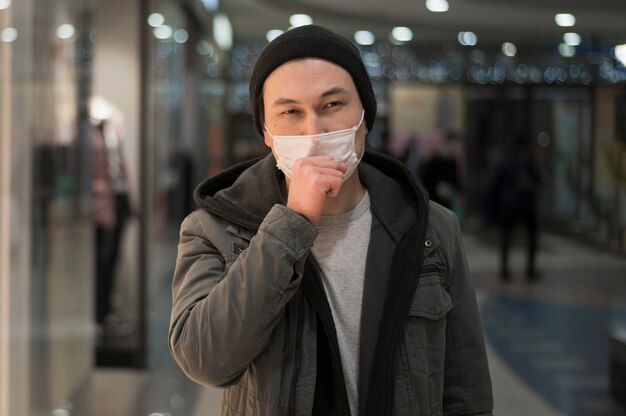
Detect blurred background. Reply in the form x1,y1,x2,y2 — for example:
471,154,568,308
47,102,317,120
1,0,626,415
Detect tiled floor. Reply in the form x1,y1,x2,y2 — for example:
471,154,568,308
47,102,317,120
94,230,626,416
465,231,626,416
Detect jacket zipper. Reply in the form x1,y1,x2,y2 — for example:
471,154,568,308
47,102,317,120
288,288,304,415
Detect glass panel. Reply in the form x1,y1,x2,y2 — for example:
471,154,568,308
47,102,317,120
0,2,22,414
0,0,95,414
144,2,227,365
531,87,592,224
135,1,228,413
144,2,189,370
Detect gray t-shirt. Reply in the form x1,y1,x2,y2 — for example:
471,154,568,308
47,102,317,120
311,191,372,416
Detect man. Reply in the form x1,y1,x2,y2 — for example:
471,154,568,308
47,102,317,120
169,25,493,416
489,135,541,281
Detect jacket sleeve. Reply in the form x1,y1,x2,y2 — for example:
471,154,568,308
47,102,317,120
442,212,494,416
168,204,318,387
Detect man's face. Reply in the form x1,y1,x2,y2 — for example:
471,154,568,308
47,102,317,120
262,58,367,157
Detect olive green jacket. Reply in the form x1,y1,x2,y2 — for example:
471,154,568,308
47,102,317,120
169,151,493,416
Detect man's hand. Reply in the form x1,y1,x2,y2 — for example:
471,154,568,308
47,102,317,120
286,156,347,224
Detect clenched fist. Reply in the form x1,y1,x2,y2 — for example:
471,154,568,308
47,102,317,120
286,156,347,224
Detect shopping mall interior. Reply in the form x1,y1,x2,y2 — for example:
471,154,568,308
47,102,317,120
1,0,626,415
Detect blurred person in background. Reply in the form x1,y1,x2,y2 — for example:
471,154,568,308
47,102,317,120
488,135,541,282
169,25,492,416
420,131,463,212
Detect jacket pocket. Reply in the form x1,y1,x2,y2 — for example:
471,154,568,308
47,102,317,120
404,276,452,375
408,275,452,321
399,273,452,414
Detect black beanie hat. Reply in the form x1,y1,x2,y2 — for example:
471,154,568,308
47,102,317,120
249,24,377,136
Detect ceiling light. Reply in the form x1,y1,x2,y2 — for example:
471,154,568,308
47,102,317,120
458,31,477,46
56,24,75,40
266,29,283,42
563,32,581,46
147,13,165,27
199,0,218,12
289,14,312,27
213,13,232,51
173,29,188,44
354,30,375,46
502,42,517,57
0,0,11,10
153,25,173,40
425,0,449,12
555,13,576,27
558,43,576,57
615,44,626,66
0,28,17,42
392,27,413,43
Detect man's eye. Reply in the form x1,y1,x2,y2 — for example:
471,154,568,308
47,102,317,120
325,101,341,108
282,109,299,115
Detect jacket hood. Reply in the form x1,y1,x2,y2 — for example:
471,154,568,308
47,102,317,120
193,154,285,230
194,150,428,233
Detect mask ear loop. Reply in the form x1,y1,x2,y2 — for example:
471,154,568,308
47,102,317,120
263,124,276,139
353,110,365,132
354,110,366,161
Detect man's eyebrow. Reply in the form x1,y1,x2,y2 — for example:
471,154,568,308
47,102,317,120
271,97,299,106
270,87,350,106
321,87,349,97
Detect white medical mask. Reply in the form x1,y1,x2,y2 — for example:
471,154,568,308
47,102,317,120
265,111,365,181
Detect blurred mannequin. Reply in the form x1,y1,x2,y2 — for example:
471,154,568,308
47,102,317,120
89,95,132,332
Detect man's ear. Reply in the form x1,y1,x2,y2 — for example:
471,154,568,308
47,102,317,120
263,131,273,148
